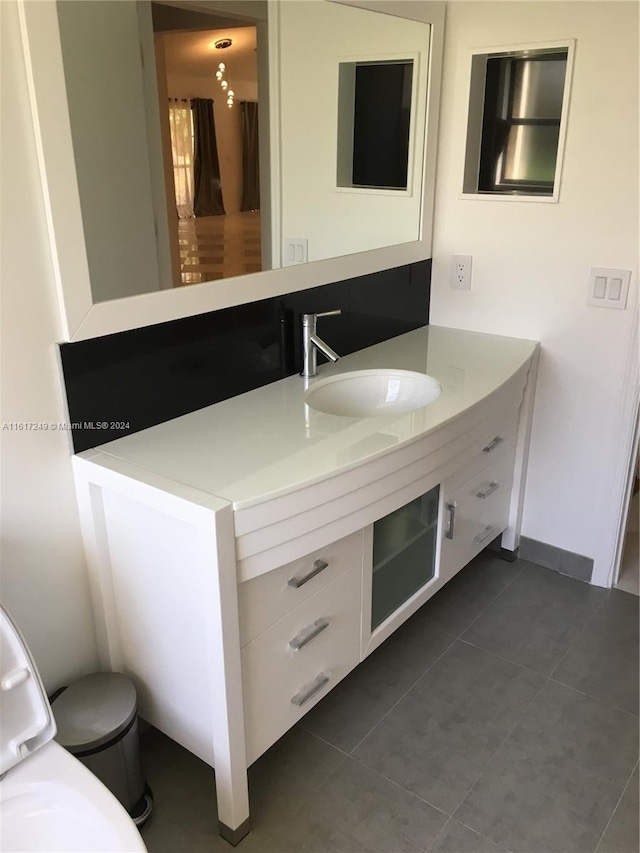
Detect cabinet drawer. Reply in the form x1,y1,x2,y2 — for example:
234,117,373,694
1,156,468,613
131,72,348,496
446,408,519,495
238,531,363,646
242,565,362,764
441,451,516,581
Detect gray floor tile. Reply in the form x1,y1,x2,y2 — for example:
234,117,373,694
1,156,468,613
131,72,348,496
265,757,447,853
553,589,639,715
597,766,640,853
462,564,609,675
455,681,640,853
428,820,508,852
247,726,347,839
140,727,236,853
512,680,639,783
353,641,544,814
417,552,524,637
140,726,345,852
138,563,638,853
303,615,454,753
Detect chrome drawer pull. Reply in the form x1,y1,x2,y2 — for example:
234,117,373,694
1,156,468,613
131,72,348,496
289,618,330,652
291,673,330,707
473,525,497,546
476,481,500,499
288,559,329,589
445,502,457,540
482,436,504,453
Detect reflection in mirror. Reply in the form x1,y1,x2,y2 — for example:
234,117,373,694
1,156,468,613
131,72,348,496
152,5,264,285
56,0,267,299
276,1,430,265
54,0,431,304
337,60,414,191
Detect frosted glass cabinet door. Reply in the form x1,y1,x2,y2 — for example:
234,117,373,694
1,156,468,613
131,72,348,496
371,486,439,630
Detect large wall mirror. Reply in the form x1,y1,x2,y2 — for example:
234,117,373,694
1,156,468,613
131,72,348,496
18,0,444,341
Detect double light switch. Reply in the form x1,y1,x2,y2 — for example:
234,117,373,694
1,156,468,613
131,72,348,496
587,268,631,309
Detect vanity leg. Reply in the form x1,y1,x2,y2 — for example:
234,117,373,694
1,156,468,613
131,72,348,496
502,349,540,557
219,817,251,846
203,503,252,844
499,546,519,563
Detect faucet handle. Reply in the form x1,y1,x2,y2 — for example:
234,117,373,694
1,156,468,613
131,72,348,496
302,309,341,328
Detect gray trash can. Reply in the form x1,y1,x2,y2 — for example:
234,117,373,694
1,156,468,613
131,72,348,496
51,672,153,826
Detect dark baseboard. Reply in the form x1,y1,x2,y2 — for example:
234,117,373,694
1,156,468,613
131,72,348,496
519,536,593,583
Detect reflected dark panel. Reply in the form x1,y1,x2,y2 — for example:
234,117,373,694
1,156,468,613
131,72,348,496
352,62,413,190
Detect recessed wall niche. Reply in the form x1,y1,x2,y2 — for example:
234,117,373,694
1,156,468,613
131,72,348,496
337,59,414,190
463,41,574,200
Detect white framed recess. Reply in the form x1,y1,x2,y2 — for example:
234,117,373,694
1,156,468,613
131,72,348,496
17,0,445,342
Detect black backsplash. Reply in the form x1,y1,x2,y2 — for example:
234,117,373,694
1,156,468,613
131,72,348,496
60,260,431,452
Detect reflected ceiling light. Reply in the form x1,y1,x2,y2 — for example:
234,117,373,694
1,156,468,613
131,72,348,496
215,51,234,107
214,39,232,50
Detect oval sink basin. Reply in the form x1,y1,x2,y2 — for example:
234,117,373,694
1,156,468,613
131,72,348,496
305,369,442,417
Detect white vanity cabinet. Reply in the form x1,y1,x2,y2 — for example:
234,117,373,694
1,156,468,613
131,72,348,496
71,326,539,845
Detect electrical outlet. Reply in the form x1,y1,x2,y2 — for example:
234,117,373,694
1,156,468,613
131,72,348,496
451,255,472,290
443,365,466,397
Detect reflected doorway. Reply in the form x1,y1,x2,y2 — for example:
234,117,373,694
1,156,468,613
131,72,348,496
152,3,263,285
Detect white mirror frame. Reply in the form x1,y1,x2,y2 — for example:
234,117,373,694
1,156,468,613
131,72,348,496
18,0,444,342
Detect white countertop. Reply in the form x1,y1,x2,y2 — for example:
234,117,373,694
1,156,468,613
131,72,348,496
89,326,538,510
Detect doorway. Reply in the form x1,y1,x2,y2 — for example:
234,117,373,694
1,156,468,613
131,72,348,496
616,444,639,595
612,400,640,595
151,3,264,285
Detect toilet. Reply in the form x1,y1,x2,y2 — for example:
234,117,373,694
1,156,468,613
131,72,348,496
0,606,147,853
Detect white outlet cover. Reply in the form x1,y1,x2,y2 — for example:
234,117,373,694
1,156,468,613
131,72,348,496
451,255,472,290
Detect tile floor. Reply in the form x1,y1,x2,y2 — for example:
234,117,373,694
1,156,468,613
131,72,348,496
140,552,639,853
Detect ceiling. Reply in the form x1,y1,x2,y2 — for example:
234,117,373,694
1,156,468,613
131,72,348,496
152,3,258,81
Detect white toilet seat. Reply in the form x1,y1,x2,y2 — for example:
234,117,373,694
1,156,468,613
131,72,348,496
0,740,147,853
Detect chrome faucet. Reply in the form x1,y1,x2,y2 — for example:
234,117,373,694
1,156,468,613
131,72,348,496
300,310,342,378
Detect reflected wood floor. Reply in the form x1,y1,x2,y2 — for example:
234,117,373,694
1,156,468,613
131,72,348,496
177,211,261,285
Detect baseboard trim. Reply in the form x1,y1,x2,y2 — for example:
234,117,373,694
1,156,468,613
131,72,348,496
519,536,594,583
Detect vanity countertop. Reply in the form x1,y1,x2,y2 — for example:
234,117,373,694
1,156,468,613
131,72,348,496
85,326,538,510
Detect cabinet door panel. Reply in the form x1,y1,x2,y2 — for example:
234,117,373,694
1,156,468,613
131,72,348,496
440,451,516,581
371,486,439,630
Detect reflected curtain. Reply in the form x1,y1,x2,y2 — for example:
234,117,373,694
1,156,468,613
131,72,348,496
168,99,194,219
240,101,260,212
192,98,225,217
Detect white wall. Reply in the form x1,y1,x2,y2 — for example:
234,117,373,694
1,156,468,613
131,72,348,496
430,1,639,581
0,2,99,688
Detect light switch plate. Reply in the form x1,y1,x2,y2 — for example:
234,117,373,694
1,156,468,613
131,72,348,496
283,238,308,266
587,268,631,309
